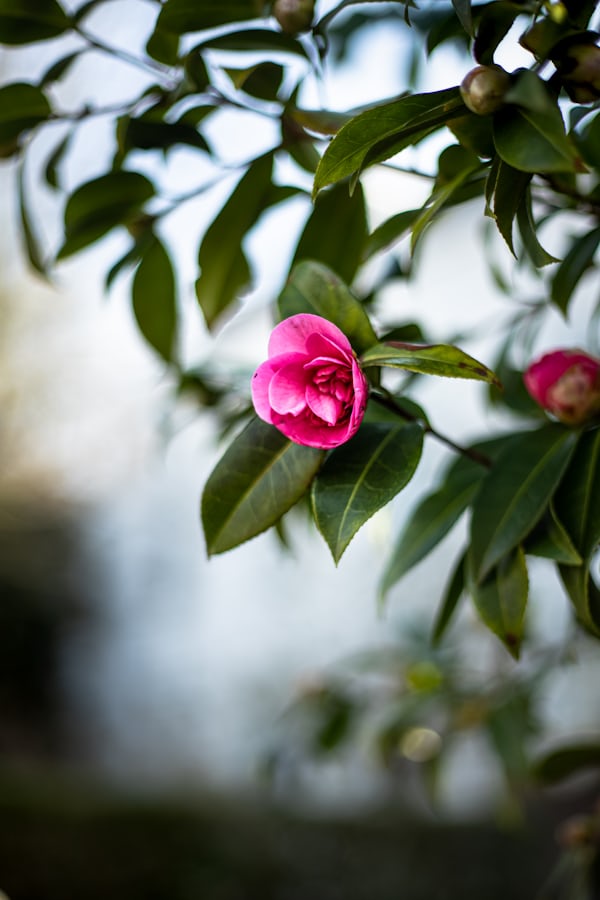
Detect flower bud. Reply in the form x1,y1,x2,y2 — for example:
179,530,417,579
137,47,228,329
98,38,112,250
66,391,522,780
554,39,600,103
272,0,315,35
524,348,600,425
460,65,511,116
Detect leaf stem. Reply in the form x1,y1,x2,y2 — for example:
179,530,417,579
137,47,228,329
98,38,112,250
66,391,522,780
371,390,492,468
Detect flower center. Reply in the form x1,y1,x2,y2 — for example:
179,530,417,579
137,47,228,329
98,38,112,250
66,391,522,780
305,360,353,425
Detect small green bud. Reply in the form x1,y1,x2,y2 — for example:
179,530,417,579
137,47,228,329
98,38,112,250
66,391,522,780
460,64,511,116
272,0,315,35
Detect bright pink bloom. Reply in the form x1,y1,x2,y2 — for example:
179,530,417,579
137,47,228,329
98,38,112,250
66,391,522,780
524,348,600,425
251,313,369,449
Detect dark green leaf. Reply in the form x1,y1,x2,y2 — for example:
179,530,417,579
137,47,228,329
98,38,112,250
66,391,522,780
575,110,600,170
131,235,178,362
0,0,70,44
157,0,262,34
278,260,378,355
116,115,209,164
202,416,324,555
554,427,600,559
469,546,529,658
183,49,210,91
195,154,279,329
44,132,71,189
312,421,423,563
57,171,155,259
469,424,579,583
474,1,520,65
361,342,501,386
17,160,47,278
0,82,51,156
105,241,148,291
292,181,367,284
558,562,600,636
524,503,582,565
363,208,421,260
39,50,80,88
516,186,559,267
550,226,600,314
432,549,466,645
380,459,483,601
451,0,472,36
489,160,531,256
196,27,309,58
533,740,600,784
448,111,495,158
313,88,464,196
226,62,284,102
146,24,179,65
493,75,580,174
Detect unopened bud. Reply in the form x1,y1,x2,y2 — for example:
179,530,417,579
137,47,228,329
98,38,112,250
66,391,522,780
460,65,511,115
524,348,600,426
273,0,315,35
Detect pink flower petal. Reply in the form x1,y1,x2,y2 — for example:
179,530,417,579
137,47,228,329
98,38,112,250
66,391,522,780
305,383,341,424
268,314,353,359
269,361,309,415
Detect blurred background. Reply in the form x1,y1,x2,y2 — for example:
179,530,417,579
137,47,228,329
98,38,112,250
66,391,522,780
1,2,599,898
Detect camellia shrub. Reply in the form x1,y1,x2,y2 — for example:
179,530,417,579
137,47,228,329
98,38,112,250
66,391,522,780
2,0,600,838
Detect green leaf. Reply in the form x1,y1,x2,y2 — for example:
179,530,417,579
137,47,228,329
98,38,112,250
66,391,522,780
363,208,421,260
361,342,501,387
44,132,71,189
195,155,280,329
292,181,367,284
277,260,378,355
474,1,520,65
202,416,324,555
57,171,155,259
146,24,179,65
451,0,472,36
225,62,284,101
489,160,532,256
157,0,262,34
313,88,464,196
312,421,423,563
17,159,48,278
380,457,483,601
558,562,600,636
115,115,209,165
516,186,559,267
432,549,466,645
196,27,309,58
0,82,51,156
554,427,600,560
550,226,600,314
131,235,178,363
0,0,70,44
493,73,580,173
39,50,80,88
469,424,579,583
469,546,529,658
533,740,600,784
524,503,582,566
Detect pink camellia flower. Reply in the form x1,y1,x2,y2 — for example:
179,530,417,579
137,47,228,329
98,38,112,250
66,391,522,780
524,348,600,425
251,313,369,449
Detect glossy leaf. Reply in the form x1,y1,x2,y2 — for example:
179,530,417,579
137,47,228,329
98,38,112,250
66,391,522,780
0,0,70,44
533,741,600,784
469,425,578,583
292,181,367,284
554,428,600,559
380,457,483,600
313,88,464,196
432,549,466,645
131,235,178,363
524,504,582,566
57,171,155,259
361,342,501,386
278,261,378,355
516,187,558,267
157,0,262,34
0,82,51,155
488,161,531,255
493,74,580,174
196,27,309,57
451,0,472,35
550,226,600,314
558,562,600,636
474,1,519,65
312,421,423,563
202,416,324,555
195,155,278,329
469,546,529,658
